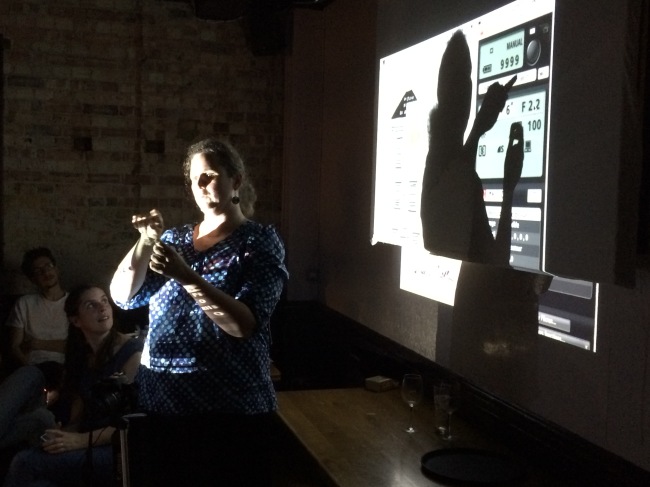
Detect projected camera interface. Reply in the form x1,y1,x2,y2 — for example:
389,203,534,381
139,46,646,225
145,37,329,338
476,13,552,274
372,0,598,351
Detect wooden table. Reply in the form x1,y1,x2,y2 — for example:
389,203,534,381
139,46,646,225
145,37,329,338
276,388,570,487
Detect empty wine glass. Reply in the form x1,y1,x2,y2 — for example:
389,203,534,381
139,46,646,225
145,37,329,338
401,373,423,433
434,381,460,440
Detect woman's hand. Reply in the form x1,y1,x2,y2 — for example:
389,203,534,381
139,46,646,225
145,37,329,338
463,78,513,162
149,241,195,285
132,209,165,242
41,429,86,454
473,81,509,136
111,209,166,303
503,122,524,193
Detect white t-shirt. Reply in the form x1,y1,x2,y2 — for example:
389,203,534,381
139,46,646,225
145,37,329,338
6,293,69,364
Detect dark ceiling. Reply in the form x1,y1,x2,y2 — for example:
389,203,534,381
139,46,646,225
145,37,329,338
193,0,334,21
191,0,335,55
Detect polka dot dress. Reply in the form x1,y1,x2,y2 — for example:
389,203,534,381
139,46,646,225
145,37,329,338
116,221,288,415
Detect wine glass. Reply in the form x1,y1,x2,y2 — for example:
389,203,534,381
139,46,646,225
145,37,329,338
434,381,460,440
401,373,423,433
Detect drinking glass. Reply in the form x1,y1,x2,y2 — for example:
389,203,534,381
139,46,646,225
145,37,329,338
401,373,423,433
434,381,460,440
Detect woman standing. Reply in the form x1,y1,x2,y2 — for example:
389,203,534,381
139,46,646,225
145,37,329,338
110,138,288,486
4,285,142,487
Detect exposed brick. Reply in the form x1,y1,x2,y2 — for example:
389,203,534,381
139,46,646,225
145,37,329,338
7,75,45,88
0,0,284,288
144,139,165,153
82,104,120,116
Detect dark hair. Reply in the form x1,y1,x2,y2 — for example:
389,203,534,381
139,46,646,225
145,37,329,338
21,247,56,276
182,138,257,217
426,29,472,180
437,30,472,106
63,284,119,393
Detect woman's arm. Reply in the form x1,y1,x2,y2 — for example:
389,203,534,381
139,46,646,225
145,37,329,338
148,239,256,337
148,225,288,339
183,280,257,339
494,122,524,266
121,351,142,382
110,209,164,303
110,237,157,303
64,395,85,430
464,81,510,162
41,426,116,453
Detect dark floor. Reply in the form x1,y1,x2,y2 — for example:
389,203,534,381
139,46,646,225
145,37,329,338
0,422,328,487
0,447,16,484
271,421,331,487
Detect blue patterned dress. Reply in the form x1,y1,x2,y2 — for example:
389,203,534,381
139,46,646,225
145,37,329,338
114,220,288,416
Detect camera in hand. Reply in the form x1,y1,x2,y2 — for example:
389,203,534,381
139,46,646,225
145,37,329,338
86,374,144,487
90,374,138,420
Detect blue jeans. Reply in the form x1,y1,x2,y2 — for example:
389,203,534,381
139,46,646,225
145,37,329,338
0,365,55,449
3,443,114,487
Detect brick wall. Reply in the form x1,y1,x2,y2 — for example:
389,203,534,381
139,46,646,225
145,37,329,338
0,0,285,293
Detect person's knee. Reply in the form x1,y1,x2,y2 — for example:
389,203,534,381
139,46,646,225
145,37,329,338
10,408,56,448
8,448,29,469
13,365,46,389
30,407,56,431
5,448,35,484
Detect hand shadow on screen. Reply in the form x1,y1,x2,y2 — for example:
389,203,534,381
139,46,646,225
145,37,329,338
420,30,523,268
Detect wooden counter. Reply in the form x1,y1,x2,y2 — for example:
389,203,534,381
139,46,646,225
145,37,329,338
276,387,576,487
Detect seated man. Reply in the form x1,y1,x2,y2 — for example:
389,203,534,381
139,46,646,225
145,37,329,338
4,248,68,390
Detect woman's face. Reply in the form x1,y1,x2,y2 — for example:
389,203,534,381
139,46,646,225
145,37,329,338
70,287,113,337
189,153,240,215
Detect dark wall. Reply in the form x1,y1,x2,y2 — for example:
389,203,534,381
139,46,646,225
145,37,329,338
283,0,650,473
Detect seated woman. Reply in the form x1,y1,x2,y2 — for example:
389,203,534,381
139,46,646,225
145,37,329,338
3,285,142,487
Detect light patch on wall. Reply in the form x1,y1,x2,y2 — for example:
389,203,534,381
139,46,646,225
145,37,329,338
400,245,461,306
